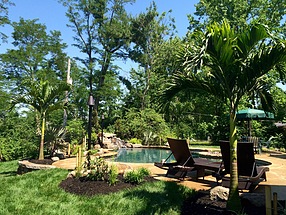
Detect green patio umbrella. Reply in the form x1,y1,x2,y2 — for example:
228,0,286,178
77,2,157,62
236,108,275,136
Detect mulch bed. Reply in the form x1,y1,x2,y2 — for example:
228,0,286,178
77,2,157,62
59,174,157,196
181,190,266,215
59,175,266,214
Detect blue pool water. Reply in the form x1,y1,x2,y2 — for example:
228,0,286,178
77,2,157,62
111,148,175,163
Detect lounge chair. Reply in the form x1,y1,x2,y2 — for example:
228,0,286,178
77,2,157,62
241,136,261,154
154,138,222,180
215,140,269,191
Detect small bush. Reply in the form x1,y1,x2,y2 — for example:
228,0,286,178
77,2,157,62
108,164,118,186
86,157,109,181
138,167,151,176
123,167,150,184
129,138,141,145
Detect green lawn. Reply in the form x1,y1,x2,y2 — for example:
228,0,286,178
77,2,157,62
0,161,195,215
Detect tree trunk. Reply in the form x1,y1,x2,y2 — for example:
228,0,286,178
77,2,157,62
94,51,111,113
227,111,241,211
38,113,45,160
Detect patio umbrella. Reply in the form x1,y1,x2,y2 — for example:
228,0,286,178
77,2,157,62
236,108,275,136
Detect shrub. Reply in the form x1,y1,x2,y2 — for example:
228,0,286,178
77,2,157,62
123,167,150,184
129,138,141,144
108,164,118,186
82,157,119,186
85,157,109,181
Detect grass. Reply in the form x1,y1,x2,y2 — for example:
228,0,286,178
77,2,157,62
0,161,195,215
189,142,220,151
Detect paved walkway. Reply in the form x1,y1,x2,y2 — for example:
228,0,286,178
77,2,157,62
53,150,286,200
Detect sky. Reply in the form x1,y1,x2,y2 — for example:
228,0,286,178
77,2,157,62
1,0,285,90
0,0,199,59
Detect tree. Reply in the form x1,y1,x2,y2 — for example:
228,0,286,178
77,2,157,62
60,0,132,114
188,0,286,38
159,20,286,211
0,0,14,44
12,80,71,160
126,2,176,110
1,18,68,91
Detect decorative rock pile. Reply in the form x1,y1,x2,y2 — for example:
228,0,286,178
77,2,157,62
96,133,136,150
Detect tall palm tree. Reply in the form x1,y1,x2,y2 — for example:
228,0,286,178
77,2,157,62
160,20,286,211
12,80,71,160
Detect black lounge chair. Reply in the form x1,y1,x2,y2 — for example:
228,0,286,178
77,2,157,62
215,140,269,191
154,138,221,180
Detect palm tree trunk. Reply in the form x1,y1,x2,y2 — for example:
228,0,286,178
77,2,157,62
227,111,241,211
39,113,45,160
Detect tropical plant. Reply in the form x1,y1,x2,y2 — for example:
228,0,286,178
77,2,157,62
11,79,71,160
44,124,66,156
159,20,286,211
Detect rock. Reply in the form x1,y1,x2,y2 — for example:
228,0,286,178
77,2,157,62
132,144,143,148
125,143,132,148
67,170,76,178
54,152,65,159
51,157,60,162
210,186,229,201
93,144,101,149
17,160,56,174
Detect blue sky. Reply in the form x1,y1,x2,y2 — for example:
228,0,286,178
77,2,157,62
0,0,199,58
2,0,285,90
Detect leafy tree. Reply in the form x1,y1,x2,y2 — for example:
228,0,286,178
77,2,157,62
159,21,286,211
271,86,286,121
12,80,71,160
60,0,133,116
0,110,37,161
188,0,286,37
0,18,68,92
114,108,170,143
125,2,176,110
65,118,85,145
0,0,14,43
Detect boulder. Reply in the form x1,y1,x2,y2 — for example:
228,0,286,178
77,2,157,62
54,151,65,159
132,144,143,148
17,160,56,174
51,157,60,162
210,186,229,201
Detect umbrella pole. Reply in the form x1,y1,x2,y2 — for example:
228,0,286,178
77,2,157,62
248,120,251,137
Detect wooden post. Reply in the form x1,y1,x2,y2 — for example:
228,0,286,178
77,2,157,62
78,146,82,171
265,186,272,215
273,192,278,215
76,149,79,170
67,143,71,157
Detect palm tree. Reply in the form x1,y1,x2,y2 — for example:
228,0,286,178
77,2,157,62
12,80,71,160
160,20,286,212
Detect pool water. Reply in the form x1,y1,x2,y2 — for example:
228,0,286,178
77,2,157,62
111,148,175,163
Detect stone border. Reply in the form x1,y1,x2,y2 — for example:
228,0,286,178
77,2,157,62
17,160,56,174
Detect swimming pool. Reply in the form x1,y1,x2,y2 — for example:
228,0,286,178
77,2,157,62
111,148,175,163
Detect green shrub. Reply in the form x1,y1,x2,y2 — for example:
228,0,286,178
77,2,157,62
129,138,141,144
123,167,150,184
86,157,109,181
138,167,151,176
108,164,118,186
